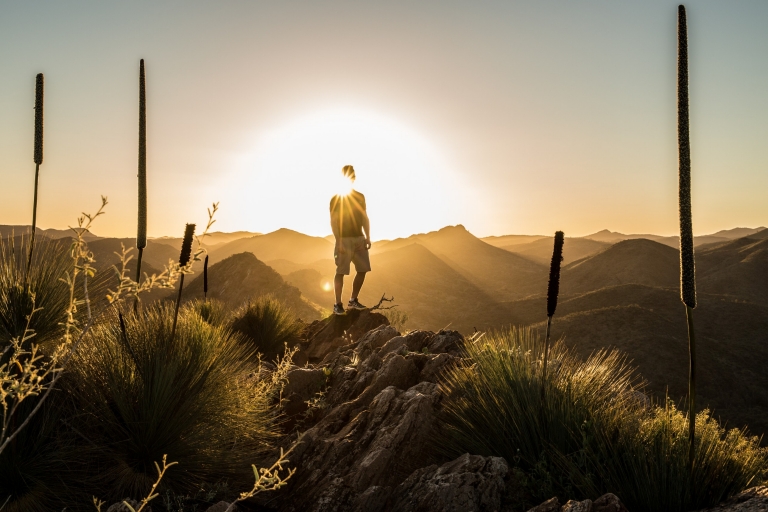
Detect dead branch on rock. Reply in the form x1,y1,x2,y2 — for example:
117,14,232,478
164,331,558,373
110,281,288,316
370,293,397,311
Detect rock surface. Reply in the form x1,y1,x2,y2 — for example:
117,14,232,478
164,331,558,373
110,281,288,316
526,494,628,512
272,311,467,512
696,486,768,511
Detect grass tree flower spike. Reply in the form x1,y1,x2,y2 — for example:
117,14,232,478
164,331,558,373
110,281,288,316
678,4,698,474
171,223,196,341
203,254,209,301
135,59,147,301
541,231,564,399
26,73,45,285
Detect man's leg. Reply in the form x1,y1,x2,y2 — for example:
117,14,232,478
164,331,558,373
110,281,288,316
334,273,345,305
351,271,367,300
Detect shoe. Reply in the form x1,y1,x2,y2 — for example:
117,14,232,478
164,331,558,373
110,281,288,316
348,298,367,310
333,303,345,315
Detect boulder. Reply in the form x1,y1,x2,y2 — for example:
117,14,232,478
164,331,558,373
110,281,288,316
300,309,389,363
107,500,148,512
527,494,628,512
562,499,592,512
389,453,509,512
593,493,628,512
527,497,560,512
204,503,238,512
279,382,442,511
695,486,768,511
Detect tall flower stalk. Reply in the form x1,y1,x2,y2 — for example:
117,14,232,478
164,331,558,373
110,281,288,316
677,4,698,473
135,59,147,310
26,73,44,285
171,223,195,341
203,254,209,302
541,231,564,398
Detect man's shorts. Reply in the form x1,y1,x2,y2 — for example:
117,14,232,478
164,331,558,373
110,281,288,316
334,236,372,275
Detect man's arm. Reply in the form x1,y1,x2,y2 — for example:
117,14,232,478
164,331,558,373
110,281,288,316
330,209,344,254
362,211,371,249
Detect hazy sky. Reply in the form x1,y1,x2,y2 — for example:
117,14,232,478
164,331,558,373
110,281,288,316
1,1,766,240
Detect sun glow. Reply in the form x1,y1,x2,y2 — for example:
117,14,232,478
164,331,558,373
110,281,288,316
226,107,469,240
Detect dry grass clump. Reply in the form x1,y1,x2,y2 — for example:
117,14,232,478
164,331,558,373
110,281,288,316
0,236,71,346
230,296,303,363
62,303,288,501
439,327,767,511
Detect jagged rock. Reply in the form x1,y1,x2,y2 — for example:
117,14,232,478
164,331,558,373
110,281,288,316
527,494,628,512
696,486,768,511
283,366,328,417
299,309,389,363
280,381,442,511
357,324,399,350
388,453,508,512
204,502,237,512
273,321,474,511
562,499,592,512
107,500,148,512
593,493,628,512
527,497,560,512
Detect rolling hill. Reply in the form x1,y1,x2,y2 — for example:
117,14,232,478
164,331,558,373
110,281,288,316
209,228,333,265
502,236,610,266
180,252,322,321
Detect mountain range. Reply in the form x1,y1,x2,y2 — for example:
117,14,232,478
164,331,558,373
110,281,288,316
3,222,767,440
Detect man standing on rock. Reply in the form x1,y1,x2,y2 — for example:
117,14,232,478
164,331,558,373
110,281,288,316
330,165,371,315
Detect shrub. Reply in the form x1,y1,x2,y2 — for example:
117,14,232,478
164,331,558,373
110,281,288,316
0,392,85,511
230,296,303,362
382,308,409,332
439,327,767,511
0,235,71,347
63,303,286,501
188,298,230,327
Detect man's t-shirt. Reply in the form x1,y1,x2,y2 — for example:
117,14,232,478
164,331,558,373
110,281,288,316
330,190,367,237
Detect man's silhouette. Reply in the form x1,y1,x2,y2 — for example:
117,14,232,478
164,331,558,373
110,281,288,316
330,165,371,315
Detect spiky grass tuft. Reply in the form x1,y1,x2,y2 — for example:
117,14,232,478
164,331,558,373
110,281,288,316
63,304,286,500
1,236,71,347
230,296,303,363
439,327,768,510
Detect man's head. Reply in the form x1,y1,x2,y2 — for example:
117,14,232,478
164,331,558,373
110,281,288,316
342,165,356,182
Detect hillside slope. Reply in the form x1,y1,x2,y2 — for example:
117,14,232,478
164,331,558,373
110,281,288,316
209,228,333,265
180,252,322,321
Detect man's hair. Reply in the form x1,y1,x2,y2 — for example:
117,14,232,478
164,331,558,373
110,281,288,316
342,165,355,178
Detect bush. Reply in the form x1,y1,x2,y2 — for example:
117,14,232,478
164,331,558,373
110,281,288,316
63,303,286,501
188,298,230,327
0,235,71,347
439,327,767,511
0,392,85,511
230,296,303,362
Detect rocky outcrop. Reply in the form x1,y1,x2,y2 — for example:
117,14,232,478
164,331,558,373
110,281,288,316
272,309,465,512
695,486,768,511
526,494,628,512
295,309,391,364
389,453,509,512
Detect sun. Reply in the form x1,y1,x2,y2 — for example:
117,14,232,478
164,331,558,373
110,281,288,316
227,107,468,240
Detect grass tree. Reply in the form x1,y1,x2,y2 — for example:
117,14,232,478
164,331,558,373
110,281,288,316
25,73,44,285
677,4,698,472
135,59,147,310
171,223,195,341
541,231,564,398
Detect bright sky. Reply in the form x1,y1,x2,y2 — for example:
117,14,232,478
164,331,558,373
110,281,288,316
1,1,766,240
